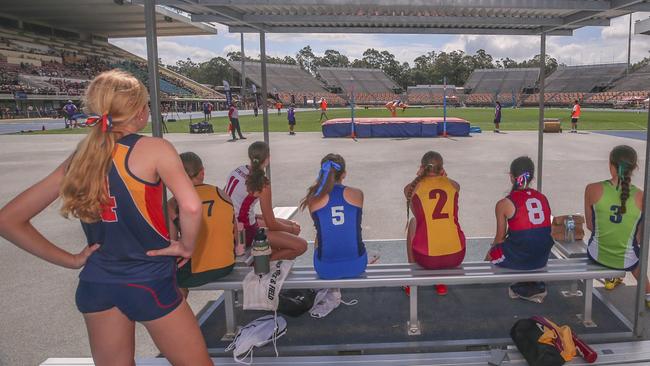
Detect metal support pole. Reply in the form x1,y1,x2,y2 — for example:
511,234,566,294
144,0,162,138
240,33,246,106
443,76,447,137
627,14,633,75
408,285,421,335
582,280,596,327
143,0,169,226
259,32,271,180
633,93,650,337
537,32,546,192
222,290,237,341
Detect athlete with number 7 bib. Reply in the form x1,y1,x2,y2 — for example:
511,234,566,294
486,156,553,303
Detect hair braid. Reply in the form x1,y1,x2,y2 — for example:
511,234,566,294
620,172,631,214
609,145,638,215
406,165,433,222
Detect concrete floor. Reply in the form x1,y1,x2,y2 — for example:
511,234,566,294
0,130,648,366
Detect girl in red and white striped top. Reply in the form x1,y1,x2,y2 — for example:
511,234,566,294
224,141,307,260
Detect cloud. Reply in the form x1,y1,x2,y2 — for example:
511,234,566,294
111,38,221,65
111,13,650,67
435,13,650,66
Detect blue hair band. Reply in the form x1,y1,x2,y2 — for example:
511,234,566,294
314,160,342,196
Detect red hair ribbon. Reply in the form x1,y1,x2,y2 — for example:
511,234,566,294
85,113,113,132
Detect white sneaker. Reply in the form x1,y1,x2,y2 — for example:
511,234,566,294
225,315,287,363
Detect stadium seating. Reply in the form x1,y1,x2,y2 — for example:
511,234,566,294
0,24,223,107
611,69,650,92
546,92,584,106
464,93,494,106
317,67,400,104
228,61,349,105
406,85,458,105
464,68,537,106
545,63,626,93
465,68,538,95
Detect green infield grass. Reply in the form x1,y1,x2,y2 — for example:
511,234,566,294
28,106,648,135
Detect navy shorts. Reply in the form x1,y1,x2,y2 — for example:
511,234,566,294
76,277,182,322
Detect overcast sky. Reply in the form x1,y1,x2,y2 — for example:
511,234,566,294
111,13,650,67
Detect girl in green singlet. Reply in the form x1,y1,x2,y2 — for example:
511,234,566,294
584,145,650,307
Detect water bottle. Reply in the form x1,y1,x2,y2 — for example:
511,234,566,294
252,228,271,275
565,215,576,242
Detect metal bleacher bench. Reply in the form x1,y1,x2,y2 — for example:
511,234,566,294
40,340,650,365
197,258,624,338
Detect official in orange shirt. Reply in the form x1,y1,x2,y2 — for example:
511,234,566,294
404,151,466,296
319,98,329,122
570,99,581,133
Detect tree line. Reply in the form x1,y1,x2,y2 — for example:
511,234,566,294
166,46,649,91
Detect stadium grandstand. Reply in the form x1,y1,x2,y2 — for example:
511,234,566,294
317,66,401,105
406,84,459,105
580,64,650,107
0,7,223,119
463,68,538,107
544,63,627,93
516,63,648,108
229,61,345,106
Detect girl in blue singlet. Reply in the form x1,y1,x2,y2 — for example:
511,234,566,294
300,154,367,279
0,70,212,365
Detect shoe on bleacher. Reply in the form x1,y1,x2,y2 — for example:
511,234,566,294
402,286,410,297
508,282,547,303
435,284,448,296
604,277,624,290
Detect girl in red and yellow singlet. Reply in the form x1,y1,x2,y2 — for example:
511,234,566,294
405,151,466,295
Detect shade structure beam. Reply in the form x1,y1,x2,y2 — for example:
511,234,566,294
228,26,574,36
144,0,163,138
190,13,609,27
168,0,616,11
537,32,546,193
634,93,650,337
259,31,271,181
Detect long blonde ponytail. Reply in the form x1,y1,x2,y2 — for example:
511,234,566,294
60,69,149,223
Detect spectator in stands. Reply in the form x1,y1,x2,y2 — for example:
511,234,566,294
571,99,581,133
584,145,650,308
319,98,329,122
0,69,213,365
494,101,502,133
63,100,78,128
228,102,245,142
485,157,553,303
168,152,236,297
404,151,466,296
224,141,307,260
275,100,283,116
287,104,296,135
299,154,368,279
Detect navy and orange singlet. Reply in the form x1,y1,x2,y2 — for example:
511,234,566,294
80,134,174,283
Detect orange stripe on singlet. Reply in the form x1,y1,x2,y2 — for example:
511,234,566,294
112,144,169,240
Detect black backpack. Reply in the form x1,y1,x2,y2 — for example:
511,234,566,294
510,318,565,366
277,289,316,317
